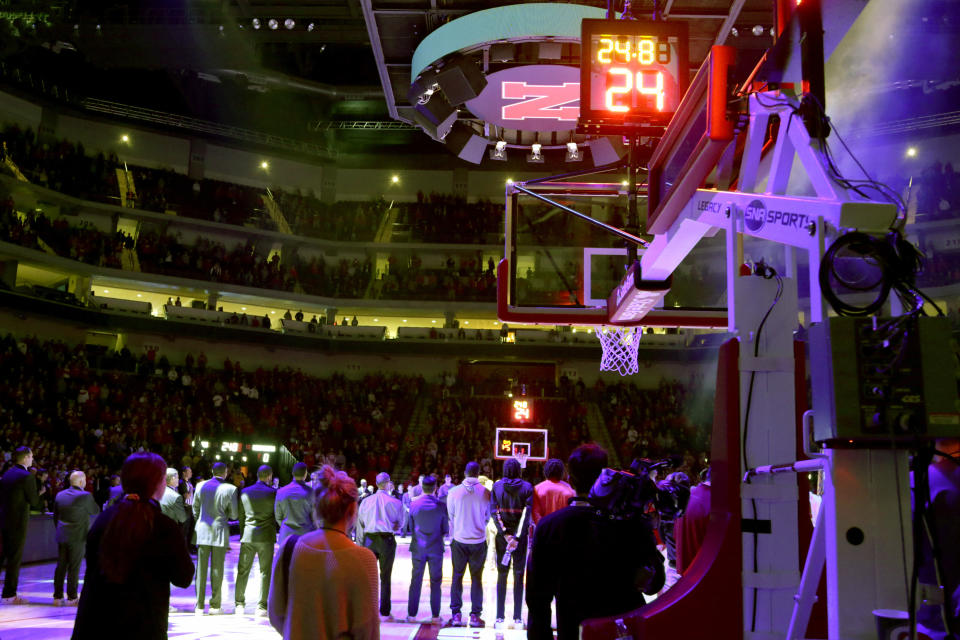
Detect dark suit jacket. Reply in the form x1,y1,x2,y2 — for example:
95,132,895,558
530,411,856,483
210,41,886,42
0,465,41,532
106,485,124,508
159,486,188,524
53,488,100,545
192,477,238,548
409,493,448,557
275,479,315,544
526,505,665,640
239,481,278,543
71,501,194,640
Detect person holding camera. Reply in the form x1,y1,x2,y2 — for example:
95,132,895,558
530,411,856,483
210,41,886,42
526,444,664,640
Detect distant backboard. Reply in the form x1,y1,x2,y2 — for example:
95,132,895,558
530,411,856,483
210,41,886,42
494,427,548,462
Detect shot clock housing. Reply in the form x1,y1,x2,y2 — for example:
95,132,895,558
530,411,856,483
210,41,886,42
579,19,689,135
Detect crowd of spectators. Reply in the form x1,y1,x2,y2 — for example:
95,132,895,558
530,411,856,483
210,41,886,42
276,190,380,242
1,124,122,206
132,167,271,229
595,378,709,478
136,231,296,292
0,205,130,269
395,192,501,244
0,331,423,509
377,253,497,302
915,159,960,221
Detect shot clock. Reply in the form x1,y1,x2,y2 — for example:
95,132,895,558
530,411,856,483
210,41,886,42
579,19,689,131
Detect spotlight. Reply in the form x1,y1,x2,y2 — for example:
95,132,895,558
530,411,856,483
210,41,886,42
490,139,507,161
260,161,269,170
120,134,129,143
528,142,544,163
731,27,739,37
506,178,514,185
391,175,399,183
284,19,295,30
307,22,315,32
906,147,918,157
252,18,261,29
752,24,765,36
565,141,582,162
268,18,279,30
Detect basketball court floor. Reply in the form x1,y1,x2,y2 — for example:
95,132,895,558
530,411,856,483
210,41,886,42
0,533,551,640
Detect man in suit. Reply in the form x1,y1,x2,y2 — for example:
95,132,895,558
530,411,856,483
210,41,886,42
358,471,404,621
235,465,277,617
52,471,99,605
0,446,42,604
192,462,238,615
406,474,447,624
275,462,315,545
160,468,188,526
178,466,196,552
105,475,123,507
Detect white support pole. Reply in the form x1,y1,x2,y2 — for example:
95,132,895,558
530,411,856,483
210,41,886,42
787,492,827,640
736,274,801,639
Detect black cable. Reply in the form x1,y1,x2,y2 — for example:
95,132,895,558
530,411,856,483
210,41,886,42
742,264,783,633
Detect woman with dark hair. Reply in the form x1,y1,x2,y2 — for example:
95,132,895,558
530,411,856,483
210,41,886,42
72,452,194,640
269,464,379,640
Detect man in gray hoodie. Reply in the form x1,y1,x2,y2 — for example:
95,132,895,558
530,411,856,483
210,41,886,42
446,461,490,628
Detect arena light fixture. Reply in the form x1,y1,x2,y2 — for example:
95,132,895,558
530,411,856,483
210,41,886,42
391,175,399,183
252,18,261,29
120,134,129,143
307,22,315,32
268,18,279,30
528,142,544,163
566,141,582,162
906,147,918,157
490,139,508,161
260,161,269,170
506,178,514,184
284,19,295,30
752,24,765,36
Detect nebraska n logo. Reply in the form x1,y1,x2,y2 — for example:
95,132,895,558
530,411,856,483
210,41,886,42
501,82,580,121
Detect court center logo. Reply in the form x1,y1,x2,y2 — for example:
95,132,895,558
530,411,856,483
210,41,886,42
745,199,767,232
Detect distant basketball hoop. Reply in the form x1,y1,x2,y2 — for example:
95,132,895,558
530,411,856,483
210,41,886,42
596,325,641,376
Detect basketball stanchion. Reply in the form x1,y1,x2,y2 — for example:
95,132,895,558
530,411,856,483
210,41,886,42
595,325,642,376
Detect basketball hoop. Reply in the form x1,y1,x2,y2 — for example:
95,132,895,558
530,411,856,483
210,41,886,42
596,325,641,376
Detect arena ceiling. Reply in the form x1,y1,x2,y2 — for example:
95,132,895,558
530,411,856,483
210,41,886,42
3,0,775,163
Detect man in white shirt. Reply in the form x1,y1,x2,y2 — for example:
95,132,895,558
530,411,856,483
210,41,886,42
357,472,403,621
446,461,490,628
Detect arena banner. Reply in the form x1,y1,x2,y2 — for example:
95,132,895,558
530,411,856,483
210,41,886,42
465,65,580,132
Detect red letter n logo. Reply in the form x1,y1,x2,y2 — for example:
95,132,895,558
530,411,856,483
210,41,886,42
501,82,580,121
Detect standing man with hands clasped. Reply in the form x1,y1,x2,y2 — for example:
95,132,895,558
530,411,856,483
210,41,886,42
0,446,43,604
447,461,491,628
357,471,404,622
275,462,316,545
52,470,99,606
490,458,533,629
193,461,238,615
406,474,447,624
235,465,278,617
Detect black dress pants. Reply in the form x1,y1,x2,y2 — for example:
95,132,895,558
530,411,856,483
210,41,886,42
1,526,26,598
53,540,84,600
494,533,527,621
363,532,397,616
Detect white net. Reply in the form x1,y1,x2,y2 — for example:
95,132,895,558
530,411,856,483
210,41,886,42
596,326,641,376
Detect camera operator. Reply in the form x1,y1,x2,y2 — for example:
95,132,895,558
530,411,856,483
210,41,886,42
656,471,690,587
526,444,664,640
